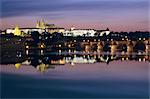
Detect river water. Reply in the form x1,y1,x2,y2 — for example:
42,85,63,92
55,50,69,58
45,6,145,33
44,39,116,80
1,60,149,98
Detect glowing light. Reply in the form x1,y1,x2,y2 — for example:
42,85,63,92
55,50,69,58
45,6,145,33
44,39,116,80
122,58,125,61
26,46,29,49
69,49,71,53
59,44,61,47
14,25,21,36
41,44,45,48
59,50,61,53
26,50,29,55
68,44,71,47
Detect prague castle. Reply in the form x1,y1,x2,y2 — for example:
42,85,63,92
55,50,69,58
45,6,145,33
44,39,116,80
5,19,110,37
36,20,56,29
6,20,65,36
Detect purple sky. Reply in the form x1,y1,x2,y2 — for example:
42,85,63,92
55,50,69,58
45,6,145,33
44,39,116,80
1,0,149,31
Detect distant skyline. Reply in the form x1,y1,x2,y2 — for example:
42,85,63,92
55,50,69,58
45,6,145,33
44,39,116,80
1,0,149,32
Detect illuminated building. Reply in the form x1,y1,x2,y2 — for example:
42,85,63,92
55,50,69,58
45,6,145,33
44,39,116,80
36,19,65,33
63,27,96,37
96,28,110,36
63,27,110,37
6,19,65,36
14,25,21,36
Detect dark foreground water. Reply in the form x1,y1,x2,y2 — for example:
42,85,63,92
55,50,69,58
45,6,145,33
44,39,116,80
1,61,149,98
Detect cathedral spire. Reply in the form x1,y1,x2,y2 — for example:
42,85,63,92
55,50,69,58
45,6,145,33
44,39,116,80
41,19,45,29
36,20,41,28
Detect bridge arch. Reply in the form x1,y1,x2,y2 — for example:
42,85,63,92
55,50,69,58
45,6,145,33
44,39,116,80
134,41,146,52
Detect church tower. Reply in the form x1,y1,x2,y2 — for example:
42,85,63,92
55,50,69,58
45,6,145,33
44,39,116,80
36,20,40,28
36,19,46,29
41,19,45,29
14,25,21,36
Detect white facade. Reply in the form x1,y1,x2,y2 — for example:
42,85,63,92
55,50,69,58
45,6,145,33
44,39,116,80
63,29,96,37
6,28,45,34
99,31,110,36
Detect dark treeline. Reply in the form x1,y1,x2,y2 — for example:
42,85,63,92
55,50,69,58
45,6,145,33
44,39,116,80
25,31,150,45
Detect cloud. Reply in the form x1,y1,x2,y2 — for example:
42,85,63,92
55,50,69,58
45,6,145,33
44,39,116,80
1,0,148,18
1,0,148,31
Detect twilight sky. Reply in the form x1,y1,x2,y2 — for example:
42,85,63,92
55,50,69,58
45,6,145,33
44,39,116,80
1,0,149,31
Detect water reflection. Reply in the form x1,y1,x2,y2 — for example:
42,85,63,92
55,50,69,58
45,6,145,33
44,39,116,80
12,49,149,72
1,40,149,72
1,44,149,98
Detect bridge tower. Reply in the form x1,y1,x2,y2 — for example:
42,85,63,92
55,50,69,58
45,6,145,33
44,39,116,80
127,41,133,54
97,42,103,53
110,41,118,55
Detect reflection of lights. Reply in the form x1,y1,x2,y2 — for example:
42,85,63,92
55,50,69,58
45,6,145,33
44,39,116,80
139,38,141,40
36,63,46,72
143,38,145,40
98,39,100,41
41,50,44,55
59,50,61,53
68,44,71,47
74,40,76,42
111,56,114,59
94,39,96,42
87,55,90,58
59,59,65,64
122,58,125,61
39,36,42,39
83,55,85,58
138,52,142,55
121,51,125,55
74,55,76,58
139,58,142,62
59,44,61,47
122,38,124,40
143,58,146,61
15,63,21,69
71,62,75,66
16,51,22,58
26,46,29,49
22,60,31,65
74,50,76,53
41,44,45,48
26,50,29,55
69,49,71,53
94,55,96,59
126,57,129,60
39,59,42,63
145,56,148,60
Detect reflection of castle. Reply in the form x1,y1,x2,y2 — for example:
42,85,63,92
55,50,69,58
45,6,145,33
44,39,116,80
13,52,149,72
